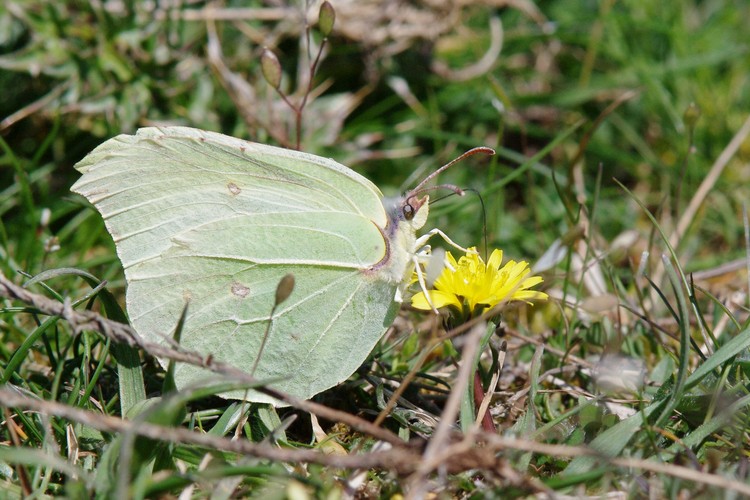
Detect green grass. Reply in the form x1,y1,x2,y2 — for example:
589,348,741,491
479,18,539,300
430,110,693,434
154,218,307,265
2,0,750,497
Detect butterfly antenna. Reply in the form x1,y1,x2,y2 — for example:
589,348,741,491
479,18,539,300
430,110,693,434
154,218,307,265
408,147,495,198
462,188,488,259
420,183,465,198
431,188,489,259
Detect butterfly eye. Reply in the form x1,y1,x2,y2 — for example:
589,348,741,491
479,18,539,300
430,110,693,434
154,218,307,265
402,202,415,221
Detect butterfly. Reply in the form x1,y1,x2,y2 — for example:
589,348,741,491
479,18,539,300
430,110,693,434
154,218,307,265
72,126,491,404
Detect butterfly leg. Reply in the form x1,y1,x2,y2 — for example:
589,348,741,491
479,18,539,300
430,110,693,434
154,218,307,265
411,255,439,314
415,227,477,255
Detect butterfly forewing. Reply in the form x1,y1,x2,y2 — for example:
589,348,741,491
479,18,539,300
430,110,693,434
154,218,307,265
72,127,404,404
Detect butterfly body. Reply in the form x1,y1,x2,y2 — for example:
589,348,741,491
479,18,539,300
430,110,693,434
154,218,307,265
72,127,427,404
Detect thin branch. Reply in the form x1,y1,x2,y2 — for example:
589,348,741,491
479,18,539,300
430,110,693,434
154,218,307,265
0,82,70,133
5,387,745,495
0,387,419,471
406,323,485,498
483,434,750,497
0,272,403,447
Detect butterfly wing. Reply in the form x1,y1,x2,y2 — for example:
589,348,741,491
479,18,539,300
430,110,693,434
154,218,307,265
72,127,399,403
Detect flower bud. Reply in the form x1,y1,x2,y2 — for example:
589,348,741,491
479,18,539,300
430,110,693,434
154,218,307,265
318,1,335,37
683,102,701,128
275,273,295,305
261,48,282,89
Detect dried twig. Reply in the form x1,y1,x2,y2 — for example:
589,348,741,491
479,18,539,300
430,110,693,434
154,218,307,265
406,323,485,498
0,82,70,133
0,271,403,447
0,387,505,476
6,385,745,495
483,435,750,497
0,387,417,471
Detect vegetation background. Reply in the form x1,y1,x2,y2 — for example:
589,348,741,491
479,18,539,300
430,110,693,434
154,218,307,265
2,0,750,497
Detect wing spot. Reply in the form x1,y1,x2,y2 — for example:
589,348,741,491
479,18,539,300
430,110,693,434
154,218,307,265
231,282,250,298
227,182,241,196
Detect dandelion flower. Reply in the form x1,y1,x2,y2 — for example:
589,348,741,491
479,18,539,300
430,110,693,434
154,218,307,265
412,247,547,319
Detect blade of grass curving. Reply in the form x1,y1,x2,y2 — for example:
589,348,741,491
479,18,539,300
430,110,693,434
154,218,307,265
23,269,110,311
25,267,101,290
630,280,706,361
96,287,146,417
653,256,691,428
615,179,713,350
644,274,679,323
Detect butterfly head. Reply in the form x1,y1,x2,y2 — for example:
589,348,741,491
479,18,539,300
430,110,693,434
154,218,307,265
385,194,429,235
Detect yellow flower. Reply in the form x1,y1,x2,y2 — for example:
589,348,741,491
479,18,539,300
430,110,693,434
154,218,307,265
411,247,547,318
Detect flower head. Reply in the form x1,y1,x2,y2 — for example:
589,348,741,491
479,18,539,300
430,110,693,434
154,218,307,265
411,247,547,319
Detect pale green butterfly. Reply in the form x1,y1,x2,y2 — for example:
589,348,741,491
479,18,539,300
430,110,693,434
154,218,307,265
72,126,489,404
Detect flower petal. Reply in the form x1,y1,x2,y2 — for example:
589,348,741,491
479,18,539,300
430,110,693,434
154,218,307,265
410,246,546,317
411,289,462,310
488,249,504,269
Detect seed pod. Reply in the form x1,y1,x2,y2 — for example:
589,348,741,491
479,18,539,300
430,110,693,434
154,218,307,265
261,48,282,89
683,102,701,128
318,1,335,37
275,273,295,305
